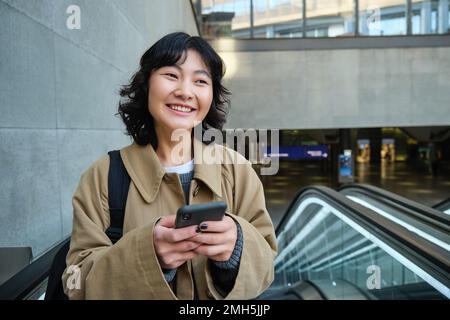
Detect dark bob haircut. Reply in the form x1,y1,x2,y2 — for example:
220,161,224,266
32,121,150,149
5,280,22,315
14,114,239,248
118,32,231,148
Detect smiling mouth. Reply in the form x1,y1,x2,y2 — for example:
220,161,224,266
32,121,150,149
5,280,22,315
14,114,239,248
166,104,196,113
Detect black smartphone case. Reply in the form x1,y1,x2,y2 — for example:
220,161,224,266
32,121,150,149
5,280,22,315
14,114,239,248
175,201,227,229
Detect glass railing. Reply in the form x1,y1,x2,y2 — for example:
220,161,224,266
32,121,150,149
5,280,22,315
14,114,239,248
193,0,450,39
263,186,449,299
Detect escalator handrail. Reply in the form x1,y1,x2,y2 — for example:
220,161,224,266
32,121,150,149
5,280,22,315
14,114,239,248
275,186,450,286
434,197,450,212
339,183,450,233
0,237,70,300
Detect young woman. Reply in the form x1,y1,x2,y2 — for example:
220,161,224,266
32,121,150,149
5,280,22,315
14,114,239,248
63,32,277,300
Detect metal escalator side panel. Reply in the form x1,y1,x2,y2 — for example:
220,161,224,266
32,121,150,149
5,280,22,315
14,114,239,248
289,281,325,300
308,279,372,300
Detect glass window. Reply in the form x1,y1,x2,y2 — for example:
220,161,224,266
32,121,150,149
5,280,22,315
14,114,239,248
201,0,251,39
412,0,450,34
253,0,304,38
196,0,450,38
359,0,407,36
305,0,355,37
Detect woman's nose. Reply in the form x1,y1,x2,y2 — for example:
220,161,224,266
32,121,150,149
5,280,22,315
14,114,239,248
174,82,194,100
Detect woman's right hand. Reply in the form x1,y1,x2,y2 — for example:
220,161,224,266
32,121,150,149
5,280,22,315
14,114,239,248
153,215,201,269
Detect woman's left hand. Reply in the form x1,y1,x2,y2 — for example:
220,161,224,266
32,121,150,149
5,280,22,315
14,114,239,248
191,215,237,262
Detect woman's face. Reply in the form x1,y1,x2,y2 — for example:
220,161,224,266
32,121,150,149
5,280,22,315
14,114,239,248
148,49,213,136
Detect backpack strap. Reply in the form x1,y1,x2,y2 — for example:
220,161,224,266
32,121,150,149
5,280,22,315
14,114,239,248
105,150,131,244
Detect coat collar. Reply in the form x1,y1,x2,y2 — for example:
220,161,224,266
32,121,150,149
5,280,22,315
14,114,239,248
120,138,222,204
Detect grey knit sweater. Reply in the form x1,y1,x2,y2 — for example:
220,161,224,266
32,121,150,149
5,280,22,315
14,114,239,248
162,170,243,295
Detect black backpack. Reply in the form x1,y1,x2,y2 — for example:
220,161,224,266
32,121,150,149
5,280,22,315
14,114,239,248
44,150,131,300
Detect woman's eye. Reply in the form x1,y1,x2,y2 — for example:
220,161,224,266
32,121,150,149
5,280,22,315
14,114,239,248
196,79,208,85
165,73,177,79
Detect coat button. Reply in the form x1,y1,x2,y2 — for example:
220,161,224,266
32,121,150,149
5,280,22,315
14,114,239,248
193,185,200,197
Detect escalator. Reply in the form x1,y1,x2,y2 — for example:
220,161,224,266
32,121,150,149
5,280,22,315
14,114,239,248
1,185,449,300
261,186,450,300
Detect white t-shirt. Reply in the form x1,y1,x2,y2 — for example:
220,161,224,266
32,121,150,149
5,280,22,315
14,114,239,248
164,159,194,174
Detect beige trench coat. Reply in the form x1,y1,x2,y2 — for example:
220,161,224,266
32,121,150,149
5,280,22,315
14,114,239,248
62,138,277,299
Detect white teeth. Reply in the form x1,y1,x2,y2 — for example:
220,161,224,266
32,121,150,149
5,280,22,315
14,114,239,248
168,105,192,113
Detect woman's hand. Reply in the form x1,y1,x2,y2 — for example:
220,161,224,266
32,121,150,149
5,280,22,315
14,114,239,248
153,215,201,269
191,215,238,262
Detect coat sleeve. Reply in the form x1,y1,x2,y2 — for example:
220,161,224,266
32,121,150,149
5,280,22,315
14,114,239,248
205,160,278,299
62,156,175,300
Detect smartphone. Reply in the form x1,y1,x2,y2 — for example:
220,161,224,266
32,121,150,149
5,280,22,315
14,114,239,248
175,201,227,229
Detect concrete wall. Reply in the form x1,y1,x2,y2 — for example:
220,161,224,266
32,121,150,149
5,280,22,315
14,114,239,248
0,0,198,258
217,47,450,129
